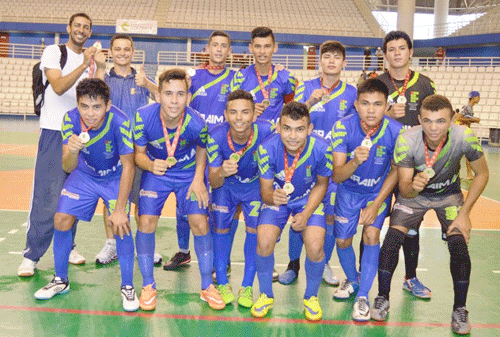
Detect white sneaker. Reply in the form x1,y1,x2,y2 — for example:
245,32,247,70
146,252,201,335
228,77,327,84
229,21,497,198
121,285,139,312
18,258,37,277
153,252,163,265
322,264,340,286
333,279,359,299
68,249,86,265
352,296,371,321
34,276,70,300
95,240,117,264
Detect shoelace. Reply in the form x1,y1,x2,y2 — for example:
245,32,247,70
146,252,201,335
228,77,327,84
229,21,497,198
358,298,368,313
101,243,116,256
340,280,351,290
373,297,386,309
122,287,135,300
455,308,468,322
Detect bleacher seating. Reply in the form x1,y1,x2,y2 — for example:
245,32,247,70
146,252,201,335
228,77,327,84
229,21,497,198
452,6,500,36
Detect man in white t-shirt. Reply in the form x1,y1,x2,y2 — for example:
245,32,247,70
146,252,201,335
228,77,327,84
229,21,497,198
18,12,106,277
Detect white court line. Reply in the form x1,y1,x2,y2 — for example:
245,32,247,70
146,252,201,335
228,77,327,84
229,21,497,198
8,229,18,234
0,238,5,243
493,271,500,274
8,251,22,255
20,222,27,227
0,144,31,154
416,268,428,272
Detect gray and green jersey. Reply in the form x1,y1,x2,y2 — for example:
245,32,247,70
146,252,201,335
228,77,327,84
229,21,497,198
393,124,483,197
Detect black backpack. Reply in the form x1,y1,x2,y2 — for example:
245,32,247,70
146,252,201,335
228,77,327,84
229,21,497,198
32,44,68,116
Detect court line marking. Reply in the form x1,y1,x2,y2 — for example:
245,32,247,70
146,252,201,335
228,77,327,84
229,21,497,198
0,238,4,243
8,229,18,234
493,271,500,274
0,305,498,329
8,252,22,255
0,144,32,154
20,222,27,227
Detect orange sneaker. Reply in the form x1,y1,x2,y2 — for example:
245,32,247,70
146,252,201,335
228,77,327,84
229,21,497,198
139,284,157,311
200,284,225,310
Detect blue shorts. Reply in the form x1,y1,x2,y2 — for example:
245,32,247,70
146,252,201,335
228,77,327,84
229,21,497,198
323,180,338,216
211,181,262,230
139,171,208,216
57,169,130,222
257,197,326,231
333,186,390,239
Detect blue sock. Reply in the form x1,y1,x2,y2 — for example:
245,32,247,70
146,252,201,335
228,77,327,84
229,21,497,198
304,257,325,299
227,218,239,264
115,234,134,287
213,232,231,285
324,224,335,264
358,243,380,298
53,229,72,282
337,245,358,283
136,230,155,288
176,208,190,251
194,233,214,290
242,232,257,287
288,228,303,261
255,253,274,298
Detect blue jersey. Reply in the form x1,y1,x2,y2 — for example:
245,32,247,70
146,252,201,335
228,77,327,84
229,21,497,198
331,114,402,194
207,120,274,185
230,64,297,123
189,68,235,128
104,67,153,119
295,78,357,140
134,103,208,180
61,106,134,178
258,133,332,203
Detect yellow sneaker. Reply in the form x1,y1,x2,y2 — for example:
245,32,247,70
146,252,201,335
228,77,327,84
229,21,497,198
251,294,274,318
139,284,157,311
200,284,226,310
304,296,322,321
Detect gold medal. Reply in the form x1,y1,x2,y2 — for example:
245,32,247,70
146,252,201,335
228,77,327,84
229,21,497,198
262,99,270,107
361,138,372,149
93,41,102,51
79,132,90,144
423,167,435,179
322,94,330,103
397,96,407,104
229,153,241,162
283,182,295,195
166,156,177,167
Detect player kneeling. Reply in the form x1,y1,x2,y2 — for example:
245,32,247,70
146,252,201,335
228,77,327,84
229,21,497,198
35,79,138,312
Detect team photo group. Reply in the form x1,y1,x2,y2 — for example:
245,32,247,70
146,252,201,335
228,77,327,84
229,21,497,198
19,12,489,336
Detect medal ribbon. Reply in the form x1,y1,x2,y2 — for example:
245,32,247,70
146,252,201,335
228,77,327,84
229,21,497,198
424,135,446,168
389,70,411,98
284,146,304,183
255,65,273,101
320,77,340,96
80,114,105,132
88,59,96,78
159,112,185,157
201,62,225,71
227,129,254,157
360,119,383,140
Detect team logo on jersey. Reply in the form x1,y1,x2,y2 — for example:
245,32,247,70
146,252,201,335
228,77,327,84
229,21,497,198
270,88,278,99
410,91,419,103
105,140,113,153
376,145,386,157
140,189,158,198
198,86,208,97
61,189,80,200
130,88,136,95
339,100,347,110
220,84,229,95
150,140,163,149
180,139,187,147
306,165,312,178
211,203,229,213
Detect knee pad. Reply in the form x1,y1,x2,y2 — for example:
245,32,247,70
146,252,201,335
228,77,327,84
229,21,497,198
447,234,470,261
383,227,406,252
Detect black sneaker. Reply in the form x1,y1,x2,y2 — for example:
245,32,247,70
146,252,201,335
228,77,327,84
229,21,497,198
163,251,191,270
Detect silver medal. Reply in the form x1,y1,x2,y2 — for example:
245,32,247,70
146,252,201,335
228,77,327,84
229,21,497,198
361,138,372,149
283,182,295,195
423,167,435,179
79,132,90,144
397,96,407,104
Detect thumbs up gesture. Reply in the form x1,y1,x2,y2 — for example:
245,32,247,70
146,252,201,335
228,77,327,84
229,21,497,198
135,64,148,88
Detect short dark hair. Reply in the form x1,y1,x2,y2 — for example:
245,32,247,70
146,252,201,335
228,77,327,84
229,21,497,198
320,40,346,60
280,101,310,124
357,78,389,100
227,89,254,110
76,78,110,103
69,13,92,29
110,34,134,49
420,94,454,117
383,30,412,53
158,68,189,92
208,31,231,45
251,27,275,44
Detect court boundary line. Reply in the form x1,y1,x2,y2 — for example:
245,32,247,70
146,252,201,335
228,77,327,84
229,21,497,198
0,305,499,329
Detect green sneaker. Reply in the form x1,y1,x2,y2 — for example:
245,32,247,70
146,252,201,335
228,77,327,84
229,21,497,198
237,286,253,308
216,283,235,304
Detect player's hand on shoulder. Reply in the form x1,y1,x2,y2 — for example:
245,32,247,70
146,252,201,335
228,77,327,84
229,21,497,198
67,134,84,154
290,212,308,231
273,188,288,206
151,159,169,175
221,159,238,177
354,146,370,165
412,171,429,192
